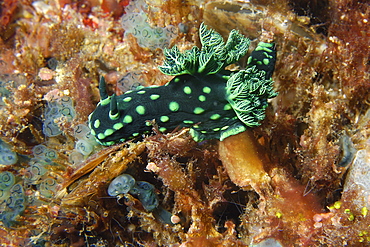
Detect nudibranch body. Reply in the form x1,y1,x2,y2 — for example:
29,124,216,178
89,23,277,146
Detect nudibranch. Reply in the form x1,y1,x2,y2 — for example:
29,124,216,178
89,23,277,146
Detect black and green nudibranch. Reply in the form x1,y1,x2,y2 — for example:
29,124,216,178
89,23,277,146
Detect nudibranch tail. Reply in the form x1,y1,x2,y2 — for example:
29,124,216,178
225,42,277,128
247,42,276,79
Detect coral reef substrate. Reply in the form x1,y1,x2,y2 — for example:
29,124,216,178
0,0,369,246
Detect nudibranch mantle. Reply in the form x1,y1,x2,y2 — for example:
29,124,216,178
89,23,277,146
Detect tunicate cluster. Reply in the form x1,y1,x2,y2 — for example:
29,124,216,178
108,174,158,212
0,140,18,166
32,144,58,163
108,174,176,224
74,124,98,156
108,174,136,197
0,171,26,227
337,133,357,167
121,0,177,50
38,177,58,198
343,148,370,210
117,72,145,93
24,160,47,183
69,124,99,165
250,238,283,247
130,181,159,211
0,78,15,108
43,96,76,137
24,145,59,198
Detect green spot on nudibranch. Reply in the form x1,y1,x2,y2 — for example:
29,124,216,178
101,97,111,106
113,122,124,130
202,87,211,94
123,97,132,102
221,125,229,130
132,132,140,137
97,133,105,140
136,105,146,115
263,52,273,59
90,129,96,136
255,42,273,52
174,78,180,83
160,116,169,122
159,127,167,132
109,112,119,120
123,115,133,124
150,94,160,100
210,114,221,120
104,129,114,136
189,128,197,140
194,107,205,114
183,120,194,124
183,86,192,94
213,127,221,131
224,104,232,111
198,95,206,102
260,42,274,47
145,121,152,126
219,125,246,141
169,102,180,112
263,58,270,65
94,119,100,128
137,90,146,94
